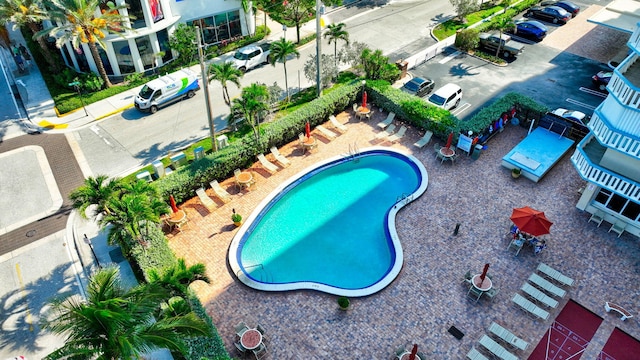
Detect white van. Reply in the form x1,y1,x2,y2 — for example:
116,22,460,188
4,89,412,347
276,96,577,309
134,69,200,113
427,83,463,110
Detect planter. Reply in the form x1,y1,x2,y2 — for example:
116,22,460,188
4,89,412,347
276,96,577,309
233,221,242,227
337,296,350,310
511,168,521,178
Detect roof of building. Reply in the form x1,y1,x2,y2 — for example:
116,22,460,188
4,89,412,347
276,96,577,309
588,0,640,33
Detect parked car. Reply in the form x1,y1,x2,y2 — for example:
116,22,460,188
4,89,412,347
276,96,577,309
479,32,525,58
427,83,463,110
540,0,580,16
401,77,435,97
551,108,588,124
526,6,571,24
512,20,548,41
592,70,613,91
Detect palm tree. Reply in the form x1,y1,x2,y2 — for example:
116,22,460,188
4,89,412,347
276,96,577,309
148,258,210,297
38,0,131,88
230,83,269,142
69,174,121,219
100,191,164,249
269,38,299,100
492,15,515,57
42,266,209,360
0,0,60,71
323,22,349,67
208,61,243,107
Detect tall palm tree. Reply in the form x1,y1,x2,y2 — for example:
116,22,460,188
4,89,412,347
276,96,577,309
0,0,60,71
42,266,209,360
69,174,121,219
323,22,349,67
38,0,131,88
492,15,515,57
230,83,269,142
100,191,163,249
148,258,210,297
208,61,243,107
269,37,299,100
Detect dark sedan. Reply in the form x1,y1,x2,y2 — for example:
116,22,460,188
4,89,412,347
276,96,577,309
401,77,435,97
526,6,571,24
512,20,548,41
540,0,580,16
592,71,613,91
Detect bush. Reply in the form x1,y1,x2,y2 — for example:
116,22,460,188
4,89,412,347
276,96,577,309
129,225,178,281
455,28,480,51
80,72,105,92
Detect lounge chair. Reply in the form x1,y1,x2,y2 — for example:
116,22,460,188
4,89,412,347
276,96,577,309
235,321,249,337
537,263,575,287
521,282,559,308
196,188,216,212
528,273,566,298
257,153,278,174
377,112,395,129
478,334,518,360
352,103,358,113
609,220,626,237
387,125,407,143
270,146,291,167
512,293,550,320
488,322,529,351
209,180,232,203
329,115,348,132
316,125,338,140
588,210,605,227
467,347,489,360
375,124,396,139
413,131,433,148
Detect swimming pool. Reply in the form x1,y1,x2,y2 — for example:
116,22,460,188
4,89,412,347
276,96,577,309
228,147,428,297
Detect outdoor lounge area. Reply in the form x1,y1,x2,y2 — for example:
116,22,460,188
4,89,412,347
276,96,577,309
165,108,639,358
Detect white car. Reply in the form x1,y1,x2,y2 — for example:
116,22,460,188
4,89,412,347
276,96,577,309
551,108,587,124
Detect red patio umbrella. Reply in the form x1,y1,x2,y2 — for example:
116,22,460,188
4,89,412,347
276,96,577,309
409,344,418,360
445,132,454,149
362,91,368,109
510,206,553,236
305,121,311,139
169,195,179,213
480,263,490,282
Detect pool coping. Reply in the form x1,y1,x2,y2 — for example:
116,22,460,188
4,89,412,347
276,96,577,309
228,147,429,297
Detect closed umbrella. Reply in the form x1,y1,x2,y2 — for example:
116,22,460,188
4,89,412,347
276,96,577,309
510,206,553,236
305,121,311,139
480,263,490,282
409,344,418,360
362,91,367,109
169,195,179,213
445,132,454,149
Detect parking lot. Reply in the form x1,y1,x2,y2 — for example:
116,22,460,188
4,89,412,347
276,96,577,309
408,2,629,120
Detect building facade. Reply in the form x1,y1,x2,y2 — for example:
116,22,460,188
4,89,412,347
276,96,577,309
571,22,640,238
59,0,251,78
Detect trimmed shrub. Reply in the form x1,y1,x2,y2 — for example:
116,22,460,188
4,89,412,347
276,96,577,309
455,28,480,51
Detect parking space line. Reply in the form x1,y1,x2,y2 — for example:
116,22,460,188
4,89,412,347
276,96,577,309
566,98,596,111
15,263,34,332
579,87,607,98
451,102,471,116
439,51,461,64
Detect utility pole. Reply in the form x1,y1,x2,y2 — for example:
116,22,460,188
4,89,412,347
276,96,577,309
315,0,323,97
196,26,217,152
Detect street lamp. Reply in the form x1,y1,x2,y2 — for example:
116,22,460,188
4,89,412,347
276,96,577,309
69,81,88,116
282,24,287,40
315,0,323,97
361,80,366,100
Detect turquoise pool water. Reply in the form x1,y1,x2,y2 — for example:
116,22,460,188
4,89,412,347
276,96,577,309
229,148,428,297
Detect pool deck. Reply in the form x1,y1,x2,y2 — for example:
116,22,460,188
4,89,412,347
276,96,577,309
168,107,639,359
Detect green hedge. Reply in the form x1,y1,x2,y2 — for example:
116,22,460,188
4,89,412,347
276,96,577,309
465,92,549,134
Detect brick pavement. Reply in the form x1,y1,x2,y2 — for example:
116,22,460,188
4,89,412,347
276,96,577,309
166,108,640,359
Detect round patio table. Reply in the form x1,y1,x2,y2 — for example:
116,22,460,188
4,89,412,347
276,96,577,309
236,171,253,185
399,352,422,360
439,147,455,158
240,328,262,350
472,274,493,291
167,210,186,224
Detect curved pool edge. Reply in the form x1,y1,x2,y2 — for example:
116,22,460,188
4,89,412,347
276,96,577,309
228,146,429,297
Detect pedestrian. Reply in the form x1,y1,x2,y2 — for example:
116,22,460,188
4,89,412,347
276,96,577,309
19,44,32,68
12,43,20,56
14,53,25,73
534,240,546,255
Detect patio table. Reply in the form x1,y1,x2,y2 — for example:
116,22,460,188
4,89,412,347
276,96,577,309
472,274,493,291
240,328,262,350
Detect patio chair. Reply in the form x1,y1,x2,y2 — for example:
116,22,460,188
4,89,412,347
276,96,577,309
395,346,406,356
329,115,348,132
507,238,523,256
270,147,291,167
609,220,626,237
375,124,396,139
377,112,395,129
485,287,499,301
257,153,278,174
413,131,433,149
467,286,483,303
252,342,268,360
588,210,605,227
461,270,472,284
256,323,266,335
235,321,249,337
352,103,358,114
466,347,489,360
195,187,216,212
316,125,338,140
234,341,247,353
210,180,232,203
387,125,407,143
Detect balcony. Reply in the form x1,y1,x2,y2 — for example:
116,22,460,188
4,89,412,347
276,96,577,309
588,112,640,157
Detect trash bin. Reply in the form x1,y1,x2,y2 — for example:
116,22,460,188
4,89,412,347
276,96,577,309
152,160,165,178
193,146,204,160
471,144,482,160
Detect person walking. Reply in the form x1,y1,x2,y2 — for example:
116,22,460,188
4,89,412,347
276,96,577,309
18,44,31,68
14,53,25,73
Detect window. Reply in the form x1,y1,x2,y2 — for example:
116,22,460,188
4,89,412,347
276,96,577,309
594,188,640,222
124,0,146,29
156,29,172,62
136,35,154,70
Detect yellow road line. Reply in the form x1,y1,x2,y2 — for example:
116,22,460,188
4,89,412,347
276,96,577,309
15,263,34,332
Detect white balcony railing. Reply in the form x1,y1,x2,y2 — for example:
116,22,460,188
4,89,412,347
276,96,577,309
589,113,640,157
572,149,640,202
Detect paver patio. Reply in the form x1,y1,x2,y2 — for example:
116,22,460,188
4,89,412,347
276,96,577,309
167,107,639,359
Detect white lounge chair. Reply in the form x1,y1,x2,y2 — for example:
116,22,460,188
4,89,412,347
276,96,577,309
270,146,291,167
316,125,337,140
467,347,490,360
196,187,216,212
413,130,433,148
478,334,519,360
375,124,396,139
387,125,407,143
512,293,550,320
329,115,348,132
377,112,395,129
521,282,559,308
257,153,278,174
537,263,575,287
528,273,566,298
209,180,232,203
488,322,529,351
